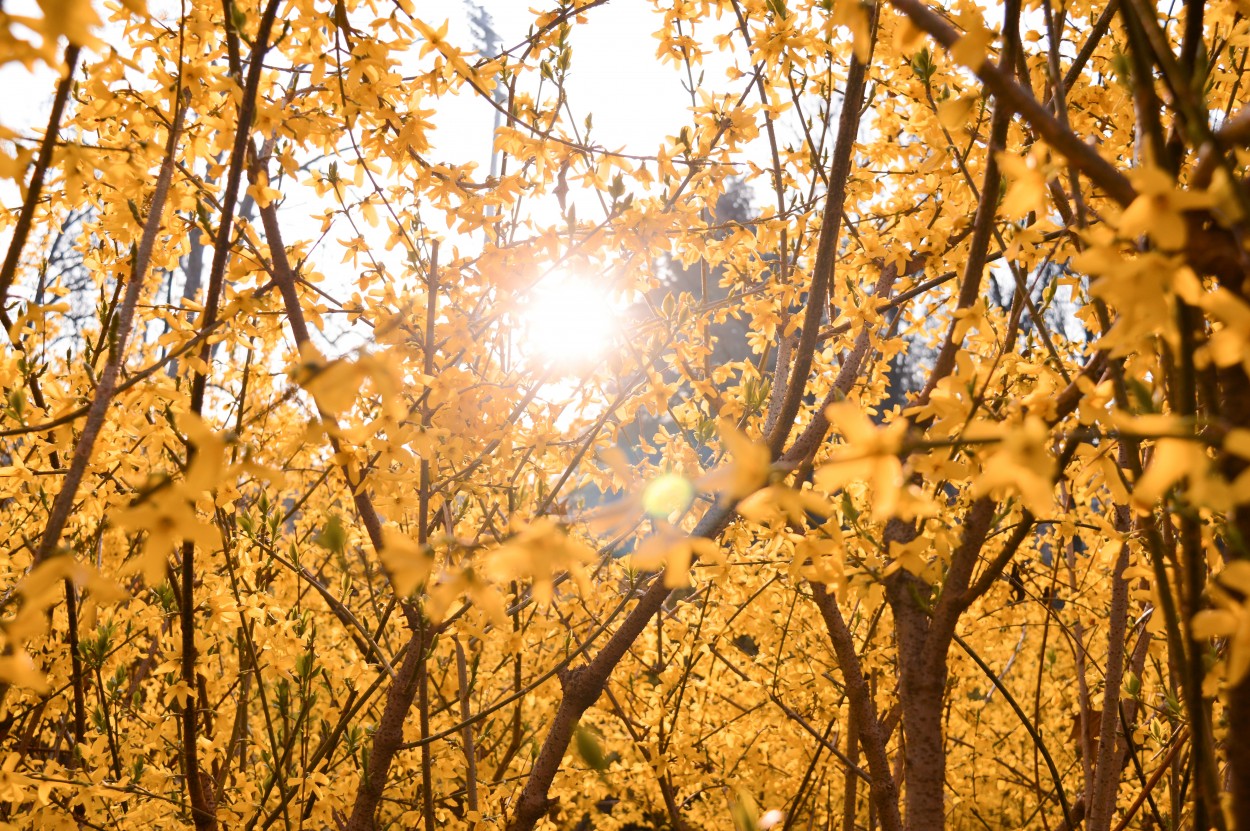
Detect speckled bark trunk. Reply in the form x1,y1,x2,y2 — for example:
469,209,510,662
345,635,424,831
1220,363,1250,830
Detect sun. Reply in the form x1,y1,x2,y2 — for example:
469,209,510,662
519,272,620,370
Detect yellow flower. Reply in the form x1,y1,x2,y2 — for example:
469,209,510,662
378,527,434,597
1118,165,1213,251
972,417,1056,516
486,517,595,605
699,419,773,500
114,488,220,585
813,403,906,519
629,524,722,588
1192,562,1250,687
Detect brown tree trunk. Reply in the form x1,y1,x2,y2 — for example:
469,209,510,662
345,634,424,831
890,573,945,831
1220,363,1250,830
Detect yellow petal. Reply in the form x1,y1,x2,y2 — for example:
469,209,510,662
379,528,433,596
0,652,49,693
1192,609,1238,639
950,17,994,69
1134,439,1202,506
1218,561,1250,597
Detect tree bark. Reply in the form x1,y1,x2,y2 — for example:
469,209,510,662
345,634,425,831
811,583,903,831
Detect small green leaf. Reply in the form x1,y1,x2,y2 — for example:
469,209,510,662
574,724,608,772
315,515,347,554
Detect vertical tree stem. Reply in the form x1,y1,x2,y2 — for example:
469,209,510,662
0,43,80,310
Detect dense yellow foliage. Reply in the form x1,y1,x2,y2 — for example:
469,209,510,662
2,0,1250,830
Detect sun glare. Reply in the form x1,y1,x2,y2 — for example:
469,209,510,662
519,274,619,370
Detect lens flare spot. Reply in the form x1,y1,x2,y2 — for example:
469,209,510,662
642,473,695,519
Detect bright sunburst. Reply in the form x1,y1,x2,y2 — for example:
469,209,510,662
519,272,619,370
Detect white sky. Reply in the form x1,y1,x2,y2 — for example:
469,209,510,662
453,2,708,163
